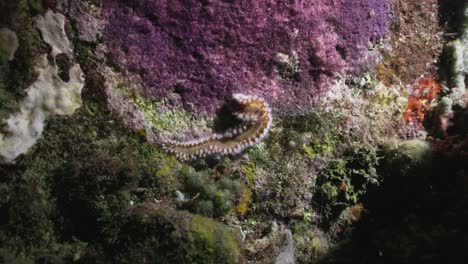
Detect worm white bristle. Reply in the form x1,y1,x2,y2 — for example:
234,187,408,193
164,93,271,161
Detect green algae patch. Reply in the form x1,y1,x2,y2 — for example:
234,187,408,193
282,111,342,159
104,206,193,263
382,139,432,178
132,95,196,132
111,82,209,135
27,0,46,14
236,188,252,216
241,161,257,188
379,139,433,204
235,110,346,220
313,145,380,225
189,215,241,264
155,155,179,178
106,205,241,264
0,99,191,260
179,166,243,217
303,133,340,159
0,170,55,252
292,222,330,263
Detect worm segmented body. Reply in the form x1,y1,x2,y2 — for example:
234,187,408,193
162,93,272,161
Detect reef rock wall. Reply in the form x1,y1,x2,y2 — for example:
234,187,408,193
102,0,391,114
2,0,466,264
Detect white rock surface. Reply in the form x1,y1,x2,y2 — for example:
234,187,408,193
0,10,84,162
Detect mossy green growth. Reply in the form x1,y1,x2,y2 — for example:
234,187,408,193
292,222,330,263
0,240,88,264
0,169,54,252
282,111,341,158
179,166,243,217
235,112,344,220
74,41,98,64
0,96,186,257
369,82,407,109
189,215,241,264
155,155,179,178
381,139,432,179
106,206,241,264
303,133,340,158
282,110,340,135
241,161,257,188
246,110,342,166
27,0,46,14
463,4,468,33
133,96,197,131
313,145,379,224
316,159,348,199
0,248,33,264
245,140,271,163
235,188,252,216
51,153,138,241
114,84,207,134
0,85,19,120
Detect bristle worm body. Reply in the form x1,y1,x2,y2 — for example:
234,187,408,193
162,94,272,161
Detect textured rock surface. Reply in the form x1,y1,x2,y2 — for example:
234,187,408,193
2,1,467,264
102,0,391,114
0,10,83,162
377,0,442,86
442,4,468,94
0,28,19,62
275,229,295,264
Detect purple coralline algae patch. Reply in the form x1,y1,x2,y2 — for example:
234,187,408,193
102,0,391,114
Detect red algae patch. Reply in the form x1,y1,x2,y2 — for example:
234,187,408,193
404,78,441,124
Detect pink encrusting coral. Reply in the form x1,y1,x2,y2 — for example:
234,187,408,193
102,0,391,114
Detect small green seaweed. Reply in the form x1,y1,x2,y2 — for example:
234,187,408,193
189,215,241,264
303,134,340,158
133,96,196,132
240,161,257,189
179,167,243,218
27,0,46,14
155,155,179,178
313,145,380,225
